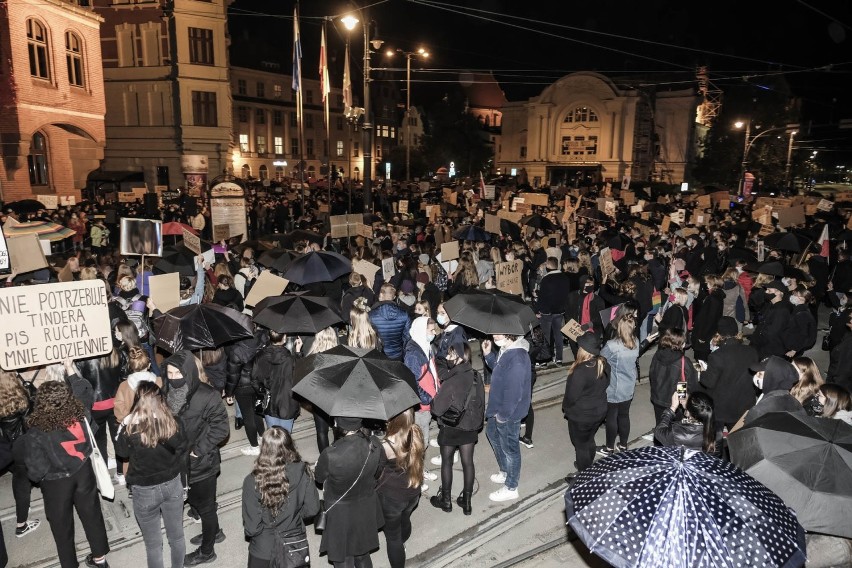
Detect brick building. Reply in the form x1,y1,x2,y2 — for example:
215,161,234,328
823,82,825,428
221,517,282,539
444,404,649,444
0,0,106,203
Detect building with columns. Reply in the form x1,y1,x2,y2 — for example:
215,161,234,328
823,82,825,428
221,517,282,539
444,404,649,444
498,72,699,187
0,0,106,203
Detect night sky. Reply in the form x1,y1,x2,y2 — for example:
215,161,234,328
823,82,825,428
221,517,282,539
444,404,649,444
228,0,852,161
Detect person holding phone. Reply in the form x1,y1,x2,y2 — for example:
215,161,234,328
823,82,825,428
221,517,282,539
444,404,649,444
648,328,699,424
653,391,722,458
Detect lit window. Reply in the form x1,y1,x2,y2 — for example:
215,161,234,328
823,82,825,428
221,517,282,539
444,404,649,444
259,164,268,180
275,166,284,181
239,134,249,152
353,142,359,157
65,31,84,87
241,164,251,178
28,132,49,186
564,107,599,123
336,140,344,157
256,135,266,154
273,84,282,98
274,136,283,155
27,19,50,79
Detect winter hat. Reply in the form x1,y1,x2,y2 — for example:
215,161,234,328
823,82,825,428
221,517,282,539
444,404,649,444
335,416,363,431
416,272,430,284
400,280,415,294
419,254,430,266
716,316,739,337
749,356,799,392
577,333,601,356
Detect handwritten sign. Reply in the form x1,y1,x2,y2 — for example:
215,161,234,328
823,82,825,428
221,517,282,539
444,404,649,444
352,259,380,284
697,195,711,209
817,199,834,212
661,216,671,233
599,247,615,276
519,193,548,207
0,280,112,370
483,184,495,200
212,224,230,242
440,241,460,261
182,228,201,254
39,195,58,210
777,206,805,228
148,272,181,314
495,259,523,295
567,221,576,243
621,191,635,206
561,319,584,341
759,224,775,237
381,257,396,281
398,200,409,214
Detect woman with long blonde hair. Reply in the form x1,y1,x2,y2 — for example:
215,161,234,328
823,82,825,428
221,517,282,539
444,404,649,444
449,253,479,296
116,382,187,568
599,313,639,457
242,427,319,568
376,408,424,568
348,297,380,349
791,356,825,416
308,326,339,453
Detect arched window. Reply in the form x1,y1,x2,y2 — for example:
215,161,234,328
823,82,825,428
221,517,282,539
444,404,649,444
28,132,49,186
27,19,50,79
65,31,84,87
353,167,360,181
563,107,599,123
560,106,600,159
241,164,251,178
259,164,268,180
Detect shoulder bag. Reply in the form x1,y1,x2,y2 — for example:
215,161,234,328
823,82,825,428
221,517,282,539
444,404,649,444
315,438,373,533
270,463,311,568
83,418,115,501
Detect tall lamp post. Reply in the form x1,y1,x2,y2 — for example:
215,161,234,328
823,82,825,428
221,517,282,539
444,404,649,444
734,121,796,196
387,47,429,182
784,130,797,192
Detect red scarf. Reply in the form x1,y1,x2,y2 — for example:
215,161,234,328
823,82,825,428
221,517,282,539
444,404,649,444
581,292,594,331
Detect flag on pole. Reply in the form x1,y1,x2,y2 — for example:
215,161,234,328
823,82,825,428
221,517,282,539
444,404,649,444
292,6,302,93
342,42,352,109
818,224,830,258
320,26,330,126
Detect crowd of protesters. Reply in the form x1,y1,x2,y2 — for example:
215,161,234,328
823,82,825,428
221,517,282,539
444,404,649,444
2,177,852,568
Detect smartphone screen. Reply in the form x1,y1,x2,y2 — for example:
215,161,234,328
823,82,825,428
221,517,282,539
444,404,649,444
676,382,688,398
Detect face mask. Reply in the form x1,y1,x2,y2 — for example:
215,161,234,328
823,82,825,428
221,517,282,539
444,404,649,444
169,378,187,389
428,333,437,342
437,314,449,326
790,296,802,305
781,278,791,287
446,356,457,369
710,344,719,352
753,374,763,390
494,338,509,348
735,267,743,274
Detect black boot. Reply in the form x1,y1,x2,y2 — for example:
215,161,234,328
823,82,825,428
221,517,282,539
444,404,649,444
235,417,244,430
430,489,452,512
456,491,472,515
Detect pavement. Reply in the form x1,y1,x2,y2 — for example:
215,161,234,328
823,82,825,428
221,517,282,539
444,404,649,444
1,317,834,568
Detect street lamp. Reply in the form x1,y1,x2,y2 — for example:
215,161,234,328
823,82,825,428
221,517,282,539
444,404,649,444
387,46,429,183
784,130,797,191
734,121,795,197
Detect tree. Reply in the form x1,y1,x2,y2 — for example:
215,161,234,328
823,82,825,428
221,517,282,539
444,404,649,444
419,93,493,177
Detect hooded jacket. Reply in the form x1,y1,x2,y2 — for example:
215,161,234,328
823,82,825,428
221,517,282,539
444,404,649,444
785,303,817,355
161,350,229,483
369,300,412,360
744,356,804,426
648,348,699,409
225,329,267,397
404,316,439,412
699,339,759,424
431,359,485,432
251,344,299,420
484,338,532,422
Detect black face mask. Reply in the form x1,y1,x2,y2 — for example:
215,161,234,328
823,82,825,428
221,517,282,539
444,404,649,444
169,378,187,389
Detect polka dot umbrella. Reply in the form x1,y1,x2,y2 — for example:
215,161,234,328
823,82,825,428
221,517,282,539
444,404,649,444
565,445,807,568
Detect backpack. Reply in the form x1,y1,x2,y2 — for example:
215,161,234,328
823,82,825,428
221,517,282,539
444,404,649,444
113,294,150,340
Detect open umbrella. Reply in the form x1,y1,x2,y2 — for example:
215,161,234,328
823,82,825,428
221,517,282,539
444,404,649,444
2,220,75,241
4,199,47,215
283,250,352,285
519,214,555,231
162,222,197,236
153,303,253,352
233,239,278,254
783,265,814,282
286,229,324,245
453,224,490,242
729,410,852,539
754,261,785,277
153,245,197,276
498,218,522,241
443,291,538,335
575,208,610,222
726,247,758,263
253,293,342,334
293,345,419,420
257,249,301,272
566,445,807,568
764,232,811,253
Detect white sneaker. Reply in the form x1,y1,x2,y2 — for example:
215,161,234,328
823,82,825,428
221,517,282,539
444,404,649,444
429,438,439,448
423,470,438,481
430,451,459,466
241,446,260,456
641,433,654,442
489,486,519,502
113,473,126,486
490,471,507,484
421,483,429,493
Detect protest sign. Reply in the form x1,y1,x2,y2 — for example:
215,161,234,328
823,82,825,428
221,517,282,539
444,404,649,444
622,191,635,206
567,221,576,243
777,206,806,228
182,228,201,254
599,247,615,276
148,272,181,314
759,224,774,237
59,195,77,206
483,184,495,200
425,205,438,221
757,241,765,262
420,181,430,192
0,280,111,370
604,200,617,218
495,260,523,295
398,200,409,214
212,224,230,242
519,193,548,207
381,257,396,281
120,218,163,256
6,234,48,275
561,319,584,341
440,241,460,262
39,195,58,210
485,214,501,235
817,199,834,212
0,227,10,276
244,271,289,308
352,259,381,284
661,216,671,233
621,176,631,191
630,205,642,214
697,195,712,209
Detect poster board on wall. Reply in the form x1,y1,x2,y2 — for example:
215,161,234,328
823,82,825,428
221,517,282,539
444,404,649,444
210,182,248,245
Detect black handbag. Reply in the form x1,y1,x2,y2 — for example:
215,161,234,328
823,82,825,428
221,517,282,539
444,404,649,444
270,529,310,568
439,373,478,427
315,440,373,533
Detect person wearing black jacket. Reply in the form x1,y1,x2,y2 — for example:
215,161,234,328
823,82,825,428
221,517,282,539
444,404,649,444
430,343,485,514
784,290,817,358
251,331,301,432
692,275,725,362
648,329,700,423
562,334,610,480
565,276,605,356
828,317,852,392
699,317,759,430
76,351,123,472
750,280,792,359
536,258,572,364
225,328,267,454
416,271,442,319
115,382,188,568
162,351,229,567
341,273,376,325
654,391,722,459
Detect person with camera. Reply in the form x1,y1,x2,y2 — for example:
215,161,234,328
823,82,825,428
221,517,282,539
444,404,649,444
653,390,722,458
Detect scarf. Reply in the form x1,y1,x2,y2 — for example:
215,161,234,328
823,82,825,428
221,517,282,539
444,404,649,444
581,292,594,331
167,383,188,415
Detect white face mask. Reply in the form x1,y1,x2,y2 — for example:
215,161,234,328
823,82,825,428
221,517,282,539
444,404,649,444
493,337,509,348
753,373,764,390
436,314,449,326
781,278,791,287
790,296,802,306
710,344,719,352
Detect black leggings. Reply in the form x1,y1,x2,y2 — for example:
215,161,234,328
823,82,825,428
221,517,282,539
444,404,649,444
234,391,265,447
333,556,372,568
440,443,476,494
605,399,632,448
523,374,538,439
313,407,336,454
91,408,120,470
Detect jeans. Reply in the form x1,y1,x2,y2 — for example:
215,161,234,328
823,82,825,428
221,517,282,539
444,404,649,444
539,313,565,361
486,418,522,490
186,475,219,555
605,399,632,448
378,493,419,568
264,416,294,432
568,419,600,472
414,410,431,447
132,475,186,568
41,462,110,568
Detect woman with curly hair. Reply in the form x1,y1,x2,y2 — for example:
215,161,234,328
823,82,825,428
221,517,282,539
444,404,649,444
0,370,40,538
115,382,188,568
23,378,111,568
349,297,380,350
242,427,320,568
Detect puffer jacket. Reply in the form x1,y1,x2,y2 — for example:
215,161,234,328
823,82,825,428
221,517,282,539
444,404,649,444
161,351,229,483
251,344,299,420
648,348,699,409
369,301,412,360
601,338,639,404
226,330,267,397
653,408,722,459
430,360,485,432
76,356,123,410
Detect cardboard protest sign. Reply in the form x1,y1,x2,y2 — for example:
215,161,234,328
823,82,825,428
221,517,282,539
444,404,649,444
757,241,765,262
398,200,409,214
817,199,834,212
0,280,112,370
440,241,460,261
759,224,774,237
604,200,617,218
567,221,576,243
420,181,430,192
6,234,48,274
498,210,524,224
519,193,548,207
495,260,523,295
352,259,380,284
561,319,584,341
244,271,289,308
39,195,58,210
485,214,501,235
697,195,712,209
212,224,230,242
599,247,615,276
621,176,631,191
381,257,396,281
661,216,672,233
148,272,181,314
425,205,438,221
777,206,806,228
630,205,643,214
622,191,635,206
182,228,201,254
483,184,495,200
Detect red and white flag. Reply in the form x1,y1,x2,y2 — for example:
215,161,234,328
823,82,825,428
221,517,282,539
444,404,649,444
319,26,330,128
818,224,830,258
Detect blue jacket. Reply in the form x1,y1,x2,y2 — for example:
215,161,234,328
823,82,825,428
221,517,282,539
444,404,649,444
369,301,411,359
436,325,467,359
602,338,639,403
484,338,532,422
403,340,437,408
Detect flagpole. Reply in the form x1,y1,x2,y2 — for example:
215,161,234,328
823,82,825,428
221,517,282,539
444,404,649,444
321,20,331,213
292,4,305,211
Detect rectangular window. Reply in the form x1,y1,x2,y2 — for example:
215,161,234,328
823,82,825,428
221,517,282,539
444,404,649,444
390,127,395,139
336,140,344,157
237,106,248,122
188,28,214,65
291,137,299,156
306,139,314,157
256,82,265,98
116,25,135,68
520,146,527,158
305,90,313,104
237,79,246,95
273,110,282,126
336,116,344,131
255,108,266,124
191,91,217,126
274,136,283,155
239,133,249,152
256,135,266,154
353,142,359,157
305,114,313,129
140,26,160,66
587,135,598,155
289,112,297,127
28,154,49,185
273,84,282,98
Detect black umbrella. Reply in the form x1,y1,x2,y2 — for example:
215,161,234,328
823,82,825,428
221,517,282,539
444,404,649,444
726,247,758,263
153,303,254,352
256,249,301,272
233,239,277,254
453,224,490,242
576,208,609,222
362,213,383,225
764,232,811,253
519,214,555,231
286,229,324,245
252,293,343,334
4,199,47,215
282,250,352,285
566,445,807,568
783,265,814,282
729,410,852,538
153,245,197,277
498,218,522,240
293,345,420,420
443,291,538,335
756,261,785,277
